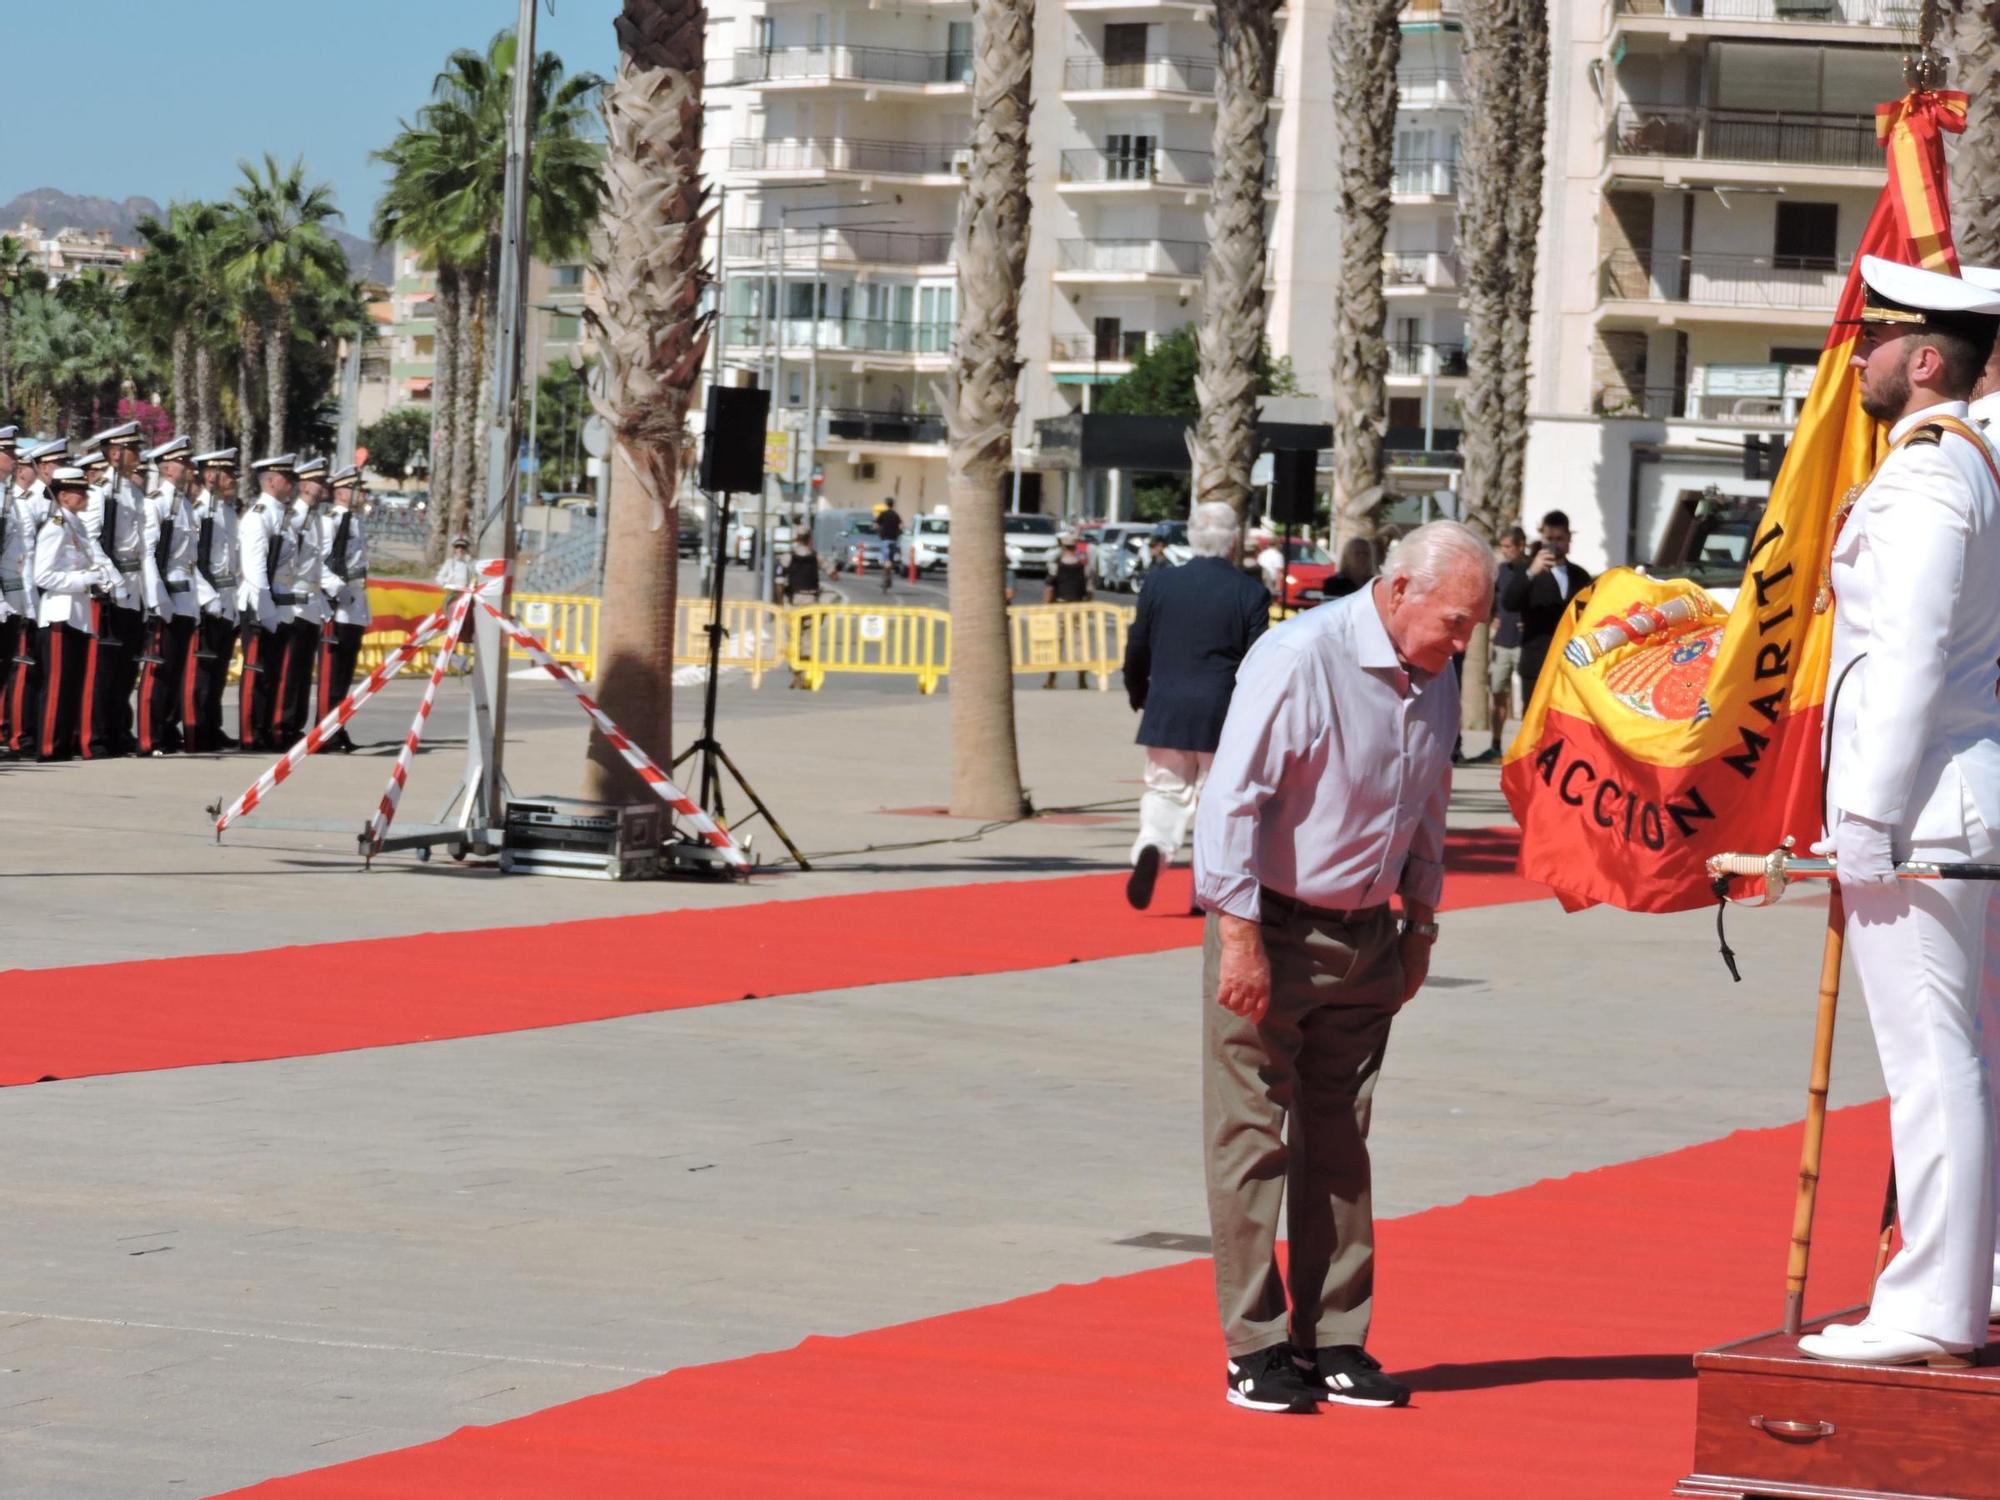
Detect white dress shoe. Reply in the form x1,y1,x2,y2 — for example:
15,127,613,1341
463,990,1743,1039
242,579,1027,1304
1797,1320,1974,1368
1990,1287,2000,1322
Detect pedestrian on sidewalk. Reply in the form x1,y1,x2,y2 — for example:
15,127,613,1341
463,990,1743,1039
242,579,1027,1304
1042,537,1091,689
1475,525,1528,762
783,533,822,689
1192,520,1492,1414
874,498,903,593
1121,502,1268,911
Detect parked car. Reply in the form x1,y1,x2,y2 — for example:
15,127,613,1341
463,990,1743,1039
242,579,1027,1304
911,513,951,572
1002,512,1062,576
373,492,414,512
1091,522,1155,591
1272,539,1339,609
1150,520,1191,567
678,511,704,557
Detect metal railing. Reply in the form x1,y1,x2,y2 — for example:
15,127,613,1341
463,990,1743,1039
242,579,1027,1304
1063,55,1217,92
720,227,955,266
822,408,949,444
1059,146,1214,187
1594,385,1807,422
1598,248,1847,310
1054,238,1207,276
1050,333,1152,362
1383,249,1461,287
718,312,955,354
1611,0,1920,26
1397,67,1463,103
1608,104,1879,168
1386,342,1469,377
728,137,968,177
729,44,973,86
1391,157,1459,195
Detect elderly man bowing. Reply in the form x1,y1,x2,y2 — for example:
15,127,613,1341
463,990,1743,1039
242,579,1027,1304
1193,520,1494,1414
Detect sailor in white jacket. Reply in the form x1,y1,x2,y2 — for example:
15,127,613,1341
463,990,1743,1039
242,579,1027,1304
0,427,34,756
137,434,198,754
317,465,372,750
81,422,149,758
187,449,242,752
237,455,298,752
1797,257,2000,1367
274,456,330,744
32,466,117,761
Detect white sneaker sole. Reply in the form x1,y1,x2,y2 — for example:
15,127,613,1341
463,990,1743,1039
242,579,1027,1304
1224,1388,1314,1413
1317,1391,1408,1408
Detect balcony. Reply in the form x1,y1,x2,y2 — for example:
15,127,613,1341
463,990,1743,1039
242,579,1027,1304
1063,54,1216,96
1397,67,1464,107
1383,250,1461,291
821,408,949,446
1594,374,1811,423
721,227,954,268
719,312,954,358
1400,0,1464,24
1050,333,1154,373
1607,104,1880,173
726,45,972,90
1060,146,1211,189
1053,238,1207,282
728,137,968,184
1598,248,1846,320
1391,157,1458,198
1386,341,1469,378
1611,0,1921,33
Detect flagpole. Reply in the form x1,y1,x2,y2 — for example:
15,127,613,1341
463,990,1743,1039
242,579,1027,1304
1782,892,1845,1336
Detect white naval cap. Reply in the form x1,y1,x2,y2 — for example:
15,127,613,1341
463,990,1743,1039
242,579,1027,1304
0,425,18,451
1958,263,2000,294
76,449,108,470
193,446,238,467
144,433,192,464
294,455,330,482
1856,255,2000,327
251,453,298,474
48,465,92,492
87,419,144,448
330,464,363,487
25,437,68,462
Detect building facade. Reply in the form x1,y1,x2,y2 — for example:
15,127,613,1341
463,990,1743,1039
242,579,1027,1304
7,222,142,284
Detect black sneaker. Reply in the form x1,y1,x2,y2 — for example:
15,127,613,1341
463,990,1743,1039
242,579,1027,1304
1126,844,1161,910
1294,1345,1410,1408
1225,1344,1320,1414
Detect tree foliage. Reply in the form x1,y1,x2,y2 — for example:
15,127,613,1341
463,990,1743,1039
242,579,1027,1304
360,406,433,483
1097,325,1304,422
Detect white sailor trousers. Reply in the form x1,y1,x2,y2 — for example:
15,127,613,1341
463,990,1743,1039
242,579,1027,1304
1980,871,2000,1294
1848,792,1999,1348
1133,747,1212,864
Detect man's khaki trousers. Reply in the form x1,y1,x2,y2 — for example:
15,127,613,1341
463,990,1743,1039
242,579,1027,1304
1203,899,1402,1358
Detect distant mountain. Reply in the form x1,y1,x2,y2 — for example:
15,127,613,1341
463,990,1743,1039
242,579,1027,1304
1,187,393,285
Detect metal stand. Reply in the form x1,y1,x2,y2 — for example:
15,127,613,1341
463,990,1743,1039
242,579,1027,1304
670,489,811,871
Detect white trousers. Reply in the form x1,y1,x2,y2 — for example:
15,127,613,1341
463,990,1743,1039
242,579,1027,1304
1847,795,2000,1347
1133,747,1211,865
1982,877,2000,1293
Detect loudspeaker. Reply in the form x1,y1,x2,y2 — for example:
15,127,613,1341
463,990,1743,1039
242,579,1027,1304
1268,449,1318,527
698,385,771,494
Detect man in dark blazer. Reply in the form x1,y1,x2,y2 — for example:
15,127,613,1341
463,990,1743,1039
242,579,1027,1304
1499,508,1594,697
1121,501,1271,909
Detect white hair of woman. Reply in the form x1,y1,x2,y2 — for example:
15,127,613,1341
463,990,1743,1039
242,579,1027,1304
1187,500,1241,558
1379,519,1497,597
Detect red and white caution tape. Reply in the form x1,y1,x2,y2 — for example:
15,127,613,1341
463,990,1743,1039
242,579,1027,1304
214,603,456,839
478,598,746,867
364,592,474,857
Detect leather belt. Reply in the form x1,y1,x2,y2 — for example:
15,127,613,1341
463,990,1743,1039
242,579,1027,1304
0,574,22,593
271,591,297,605
166,580,192,594
113,559,142,574
1259,889,1389,927
213,573,239,588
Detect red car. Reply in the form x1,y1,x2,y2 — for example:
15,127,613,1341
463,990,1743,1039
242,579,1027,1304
1274,539,1340,608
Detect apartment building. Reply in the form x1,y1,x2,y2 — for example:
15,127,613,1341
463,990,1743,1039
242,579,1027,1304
7,222,142,285
1525,0,1909,570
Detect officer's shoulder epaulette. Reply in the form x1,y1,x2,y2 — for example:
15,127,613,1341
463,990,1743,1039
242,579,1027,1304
1907,424,1946,446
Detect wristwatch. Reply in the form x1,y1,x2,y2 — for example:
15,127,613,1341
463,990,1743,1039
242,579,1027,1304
1401,919,1440,941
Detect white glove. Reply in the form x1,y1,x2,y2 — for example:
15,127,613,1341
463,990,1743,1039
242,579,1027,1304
1812,814,1896,887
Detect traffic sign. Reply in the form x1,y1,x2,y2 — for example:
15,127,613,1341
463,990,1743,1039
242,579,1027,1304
764,430,792,475
582,415,611,460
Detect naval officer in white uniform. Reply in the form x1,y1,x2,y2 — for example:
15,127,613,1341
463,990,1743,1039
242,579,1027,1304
1797,256,2000,1367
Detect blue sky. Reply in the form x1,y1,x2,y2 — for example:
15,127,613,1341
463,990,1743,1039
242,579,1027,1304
1,0,621,237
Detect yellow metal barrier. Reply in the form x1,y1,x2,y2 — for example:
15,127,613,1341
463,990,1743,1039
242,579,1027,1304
673,599,788,688
509,593,599,677
788,604,951,693
1005,603,1132,690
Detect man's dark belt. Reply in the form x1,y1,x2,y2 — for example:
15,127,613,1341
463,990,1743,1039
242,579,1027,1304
166,580,193,595
271,591,297,606
1259,889,1389,926
212,572,239,589
113,559,142,574
0,573,23,594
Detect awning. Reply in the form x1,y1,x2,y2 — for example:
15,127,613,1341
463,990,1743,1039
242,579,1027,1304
404,377,433,394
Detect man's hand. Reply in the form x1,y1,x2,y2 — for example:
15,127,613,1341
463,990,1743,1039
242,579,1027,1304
1812,815,1896,887
1215,913,1273,1022
1397,928,1434,1003
1526,545,1553,577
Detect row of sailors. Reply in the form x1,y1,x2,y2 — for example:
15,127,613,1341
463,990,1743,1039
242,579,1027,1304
0,424,374,762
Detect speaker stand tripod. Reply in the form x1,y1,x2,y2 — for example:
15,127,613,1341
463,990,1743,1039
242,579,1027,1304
670,488,810,871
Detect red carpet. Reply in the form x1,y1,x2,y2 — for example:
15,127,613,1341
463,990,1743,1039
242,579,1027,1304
1,829,1539,1087
222,1102,1895,1498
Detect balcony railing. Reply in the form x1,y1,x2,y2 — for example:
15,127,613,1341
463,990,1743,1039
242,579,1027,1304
1059,147,1214,187
1608,104,1879,169
822,408,949,444
721,227,955,266
728,137,967,178
1386,341,1469,377
1051,333,1153,362
1397,67,1463,104
1599,248,1847,311
728,45,973,87
1612,0,1921,26
1055,238,1207,276
1391,157,1459,195
1063,55,1217,93
1383,250,1461,287
1594,384,1807,422
719,313,955,355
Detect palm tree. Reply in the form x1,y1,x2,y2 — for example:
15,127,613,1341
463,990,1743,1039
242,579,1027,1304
1496,0,1548,512
946,0,1034,820
1457,0,1523,540
1328,0,1402,549
129,207,201,430
0,234,31,419
1947,0,2000,264
1190,0,1278,523
224,155,348,454
584,0,703,800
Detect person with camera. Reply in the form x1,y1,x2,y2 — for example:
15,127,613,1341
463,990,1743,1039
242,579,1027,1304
1500,509,1594,697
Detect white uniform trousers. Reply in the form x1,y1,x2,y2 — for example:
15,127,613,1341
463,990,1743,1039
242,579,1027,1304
1980,875,2000,1298
1848,790,1999,1348
1132,746,1211,865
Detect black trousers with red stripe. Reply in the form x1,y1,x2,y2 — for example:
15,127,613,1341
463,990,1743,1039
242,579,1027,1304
1,612,40,754
37,622,90,762
240,621,283,752
322,622,366,717
84,599,142,760
138,612,196,755
275,618,321,746
188,613,236,751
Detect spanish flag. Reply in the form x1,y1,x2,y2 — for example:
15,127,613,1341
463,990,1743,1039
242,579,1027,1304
1501,90,1968,913
365,578,451,639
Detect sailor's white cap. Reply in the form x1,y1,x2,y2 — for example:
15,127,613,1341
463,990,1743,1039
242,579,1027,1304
1857,255,2000,327
144,433,191,464
193,446,238,468
87,420,144,448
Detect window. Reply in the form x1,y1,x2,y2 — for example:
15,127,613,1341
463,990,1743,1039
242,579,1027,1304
1093,316,1122,359
551,264,585,289
1770,345,1820,367
550,315,581,342
1773,202,1838,270
1104,133,1156,180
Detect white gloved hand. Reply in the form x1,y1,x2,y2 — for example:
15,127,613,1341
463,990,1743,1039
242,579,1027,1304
1811,814,1896,886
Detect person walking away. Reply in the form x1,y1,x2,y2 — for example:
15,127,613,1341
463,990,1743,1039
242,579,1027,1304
875,497,904,592
1475,526,1528,762
1194,520,1493,1412
1121,502,1269,911
317,467,371,752
1043,537,1091,688
1500,509,1594,699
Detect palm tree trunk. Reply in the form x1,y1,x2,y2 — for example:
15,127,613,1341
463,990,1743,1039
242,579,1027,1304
452,270,488,544
428,266,462,565
170,325,195,437
236,322,261,464
0,300,12,415
1328,0,1402,548
1947,0,2000,265
1496,0,1549,515
263,297,291,455
1456,0,1522,539
946,0,1033,820
193,339,218,452
583,0,710,801
1190,0,1277,524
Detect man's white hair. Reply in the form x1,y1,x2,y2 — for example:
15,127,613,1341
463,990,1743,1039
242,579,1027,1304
1381,520,1497,596
1187,501,1240,558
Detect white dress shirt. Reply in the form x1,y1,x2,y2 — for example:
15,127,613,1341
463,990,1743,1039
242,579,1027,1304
1194,584,1457,922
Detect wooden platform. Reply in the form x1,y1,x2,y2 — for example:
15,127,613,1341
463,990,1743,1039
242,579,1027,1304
1677,1307,2000,1499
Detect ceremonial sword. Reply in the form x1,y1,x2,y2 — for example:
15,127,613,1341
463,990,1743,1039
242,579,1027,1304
1707,838,2000,906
